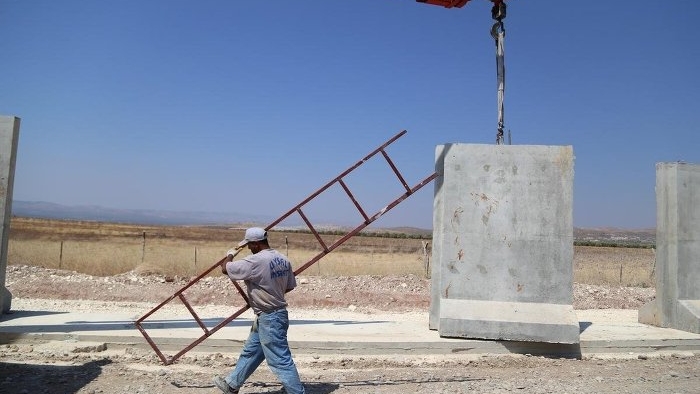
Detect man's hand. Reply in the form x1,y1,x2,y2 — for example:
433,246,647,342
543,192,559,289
220,247,242,275
221,248,237,275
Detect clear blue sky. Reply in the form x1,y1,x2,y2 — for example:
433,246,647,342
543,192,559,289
2,1,698,229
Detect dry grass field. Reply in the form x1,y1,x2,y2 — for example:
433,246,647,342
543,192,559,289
7,217,655,287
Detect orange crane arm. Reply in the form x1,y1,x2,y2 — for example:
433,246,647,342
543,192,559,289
416,0,508,9
415,0,471,7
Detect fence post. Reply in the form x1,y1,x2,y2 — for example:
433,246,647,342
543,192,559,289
619,262,623,285
141,231,146,264
59,240,63,270
423,241,431,279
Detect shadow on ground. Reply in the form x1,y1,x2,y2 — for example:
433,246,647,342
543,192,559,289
218,376,487,393
0,359,111,393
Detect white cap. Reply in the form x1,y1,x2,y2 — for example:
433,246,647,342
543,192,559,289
237,227,267,247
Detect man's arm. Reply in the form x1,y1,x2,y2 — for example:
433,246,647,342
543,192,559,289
285,265,297,293
220,249,236,275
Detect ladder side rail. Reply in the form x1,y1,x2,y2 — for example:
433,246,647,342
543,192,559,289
292,198,396,276
293,251,329,276
139,170,437,364
137,130,430,364
331,172,436,247
165,304,252,365
363,172,437,224
294,227,370,276
135,257,226,324
135,294,251,365
137,281,252,365
135,258,252,364
266,130,407,230
293,171,437,275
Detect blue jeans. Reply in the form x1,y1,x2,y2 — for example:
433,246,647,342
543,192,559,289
225,309,305,394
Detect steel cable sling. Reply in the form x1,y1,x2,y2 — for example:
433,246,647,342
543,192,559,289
491,0,507,144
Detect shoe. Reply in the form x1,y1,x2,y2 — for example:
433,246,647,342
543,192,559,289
212,376,239,393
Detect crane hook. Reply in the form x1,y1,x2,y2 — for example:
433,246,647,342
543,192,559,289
491,0,506,22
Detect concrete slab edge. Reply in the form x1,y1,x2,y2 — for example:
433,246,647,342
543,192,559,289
3,332,700,359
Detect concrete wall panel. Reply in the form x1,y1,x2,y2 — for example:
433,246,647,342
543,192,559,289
640,162,700,333
0,116,20,313
430,144,579,344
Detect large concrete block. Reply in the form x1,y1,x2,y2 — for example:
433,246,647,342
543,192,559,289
0,116,20,313
639,162,700,333
430,144,579,344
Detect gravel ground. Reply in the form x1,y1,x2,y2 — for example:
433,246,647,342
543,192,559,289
2,264,699,394
3,264,656,311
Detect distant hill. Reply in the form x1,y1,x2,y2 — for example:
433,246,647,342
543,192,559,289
574,227,655,247
11,200,655,245
11,201,270,226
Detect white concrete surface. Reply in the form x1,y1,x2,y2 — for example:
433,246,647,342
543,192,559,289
2,299,700,363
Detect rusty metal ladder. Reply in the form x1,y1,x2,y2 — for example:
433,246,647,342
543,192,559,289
134,130,437,365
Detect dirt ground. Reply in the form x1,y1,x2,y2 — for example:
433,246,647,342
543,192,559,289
2,264,699,394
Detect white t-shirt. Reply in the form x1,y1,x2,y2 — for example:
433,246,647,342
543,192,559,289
225,248,297,314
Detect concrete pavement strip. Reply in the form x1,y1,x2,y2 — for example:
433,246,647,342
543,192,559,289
1,305,699,360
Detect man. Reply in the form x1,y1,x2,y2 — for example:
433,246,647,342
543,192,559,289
213,227,305,394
